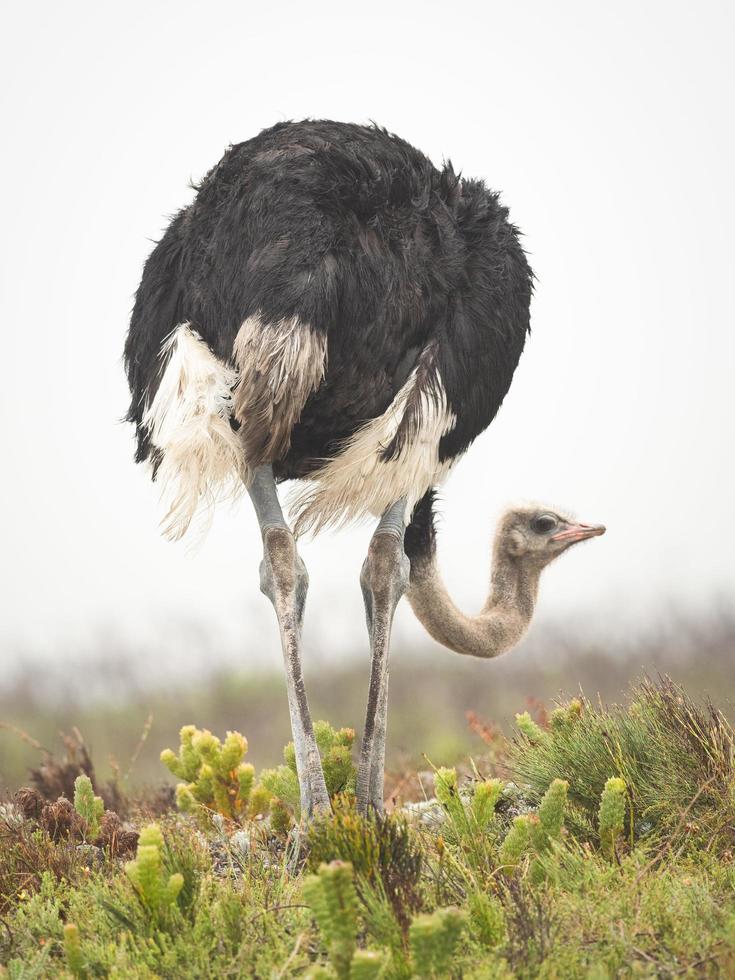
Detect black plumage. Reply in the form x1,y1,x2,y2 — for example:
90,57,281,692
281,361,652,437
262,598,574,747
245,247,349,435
124,119,533,542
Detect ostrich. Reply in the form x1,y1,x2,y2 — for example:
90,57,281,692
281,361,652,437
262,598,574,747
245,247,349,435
124,120,604,817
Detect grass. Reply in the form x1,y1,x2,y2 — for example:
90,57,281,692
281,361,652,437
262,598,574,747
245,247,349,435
1,676,735,977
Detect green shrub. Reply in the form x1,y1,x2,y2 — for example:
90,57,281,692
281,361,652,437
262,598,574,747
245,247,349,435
303,861,387,980
508,677,735,852
63,922,85,978
124,824,183,916
303,861,357,979
349,949,386,979
409,907,466,978
471,779,504,832
161,725,256,822
72,776,103,841
307,798,422,934
514,712,548,746
261,721,357,821
468,891,505,949
432,768,505,874
498,815,533,871
598,777,627,860
2,678,734,979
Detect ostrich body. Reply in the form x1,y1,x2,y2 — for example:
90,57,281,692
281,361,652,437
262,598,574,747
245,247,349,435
124,120,604,816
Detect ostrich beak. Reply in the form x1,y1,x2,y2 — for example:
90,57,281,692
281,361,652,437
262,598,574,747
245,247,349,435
551,522,606,544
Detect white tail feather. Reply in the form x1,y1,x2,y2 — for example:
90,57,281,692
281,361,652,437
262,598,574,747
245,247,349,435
143,324,246,541
289,366,458,535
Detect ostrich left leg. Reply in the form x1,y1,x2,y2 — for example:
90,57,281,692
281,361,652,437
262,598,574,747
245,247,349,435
356,499,410,814
248,465,330,818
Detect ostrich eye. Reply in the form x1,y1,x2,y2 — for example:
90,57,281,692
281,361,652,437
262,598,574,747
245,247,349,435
531,514,558,534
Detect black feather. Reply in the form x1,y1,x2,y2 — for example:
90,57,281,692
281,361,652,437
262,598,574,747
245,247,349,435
404,489,438,566
124,119,533,481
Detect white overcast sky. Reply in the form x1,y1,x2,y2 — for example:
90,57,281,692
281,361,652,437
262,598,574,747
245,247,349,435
1,0,733,677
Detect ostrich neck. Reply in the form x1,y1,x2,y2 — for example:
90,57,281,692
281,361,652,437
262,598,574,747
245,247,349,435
406,544,541,659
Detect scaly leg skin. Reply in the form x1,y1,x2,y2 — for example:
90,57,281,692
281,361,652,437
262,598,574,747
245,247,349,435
356,499,410,814
248,465,330,818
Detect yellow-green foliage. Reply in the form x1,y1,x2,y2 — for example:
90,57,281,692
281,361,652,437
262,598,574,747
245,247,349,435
349,950,386,979
161,725,256,820
409,907,466,978
471,779,504,832
515,711,548,745
63,922,85,978
269,797,293,834
488,779,568,880
498,814,533,870
549,698,583,734
434,767,464,827
72,775,103,840
529,778,568,882
599,777,627,859
125,824,183,914
468,892,505,949
261,721,356,819
248,783,273,819
307,800,423,934
303,861,358,980
509,679,735,853
533,778,568,849
434,769,504,844
3,680,735,980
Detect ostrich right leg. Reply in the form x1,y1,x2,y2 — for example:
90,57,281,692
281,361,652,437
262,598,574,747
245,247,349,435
356,499,410,814
248,465,330,817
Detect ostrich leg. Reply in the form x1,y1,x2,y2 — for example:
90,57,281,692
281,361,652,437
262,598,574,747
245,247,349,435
248,465,330,817
356,499,410,814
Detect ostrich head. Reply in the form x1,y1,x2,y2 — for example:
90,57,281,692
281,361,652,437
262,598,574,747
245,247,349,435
496,507,606,568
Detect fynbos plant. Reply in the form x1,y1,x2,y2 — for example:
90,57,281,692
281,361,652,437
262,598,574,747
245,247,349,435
471,778,504,832
303,860,386,979
63,922,86,978
468,891,506,949
307,800,423,934
73,775,103,840
515,711,548,746
530,778,568,882
125,824,183,914
433,767,505,860
161,725,256,821
409,907,466,978
498,779,568,879
549,698,583,734
532,779,568,851
498,814,534,871
598,777,627,860
347,951,386,979
261,721,357,820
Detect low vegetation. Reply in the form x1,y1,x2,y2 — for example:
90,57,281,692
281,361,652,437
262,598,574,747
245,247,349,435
1,677,735,977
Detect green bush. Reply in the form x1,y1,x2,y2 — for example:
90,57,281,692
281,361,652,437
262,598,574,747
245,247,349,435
303,861,387,979
63,922,85,978
409,907,466,978
124,823,183,916
598,776,627,860
260,721,357,821
72,776,103,841
161,725,256,821
508,677,735,853
307,798,423,934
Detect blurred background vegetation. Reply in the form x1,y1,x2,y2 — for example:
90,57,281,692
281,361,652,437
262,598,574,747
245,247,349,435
2,612,733,797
